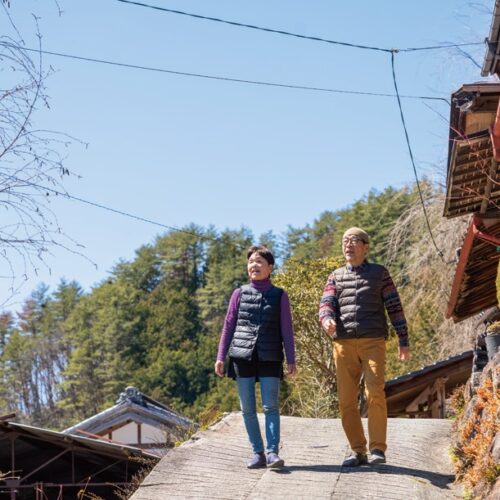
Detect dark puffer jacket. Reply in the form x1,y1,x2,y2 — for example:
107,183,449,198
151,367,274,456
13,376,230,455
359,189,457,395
332,263,388,339
228,284,283,361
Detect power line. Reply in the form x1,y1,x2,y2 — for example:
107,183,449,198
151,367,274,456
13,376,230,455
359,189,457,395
0,43,448,102
0,42,452,250
390,51,445,261
7,176,212,240
399,42,484,53
115,0,390,53
114,0,483,53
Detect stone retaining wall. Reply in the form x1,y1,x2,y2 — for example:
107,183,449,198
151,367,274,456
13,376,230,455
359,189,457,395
451,352,500,499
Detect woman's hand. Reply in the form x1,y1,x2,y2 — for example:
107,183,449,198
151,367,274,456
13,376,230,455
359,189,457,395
214,360,225,378
287,363,297,377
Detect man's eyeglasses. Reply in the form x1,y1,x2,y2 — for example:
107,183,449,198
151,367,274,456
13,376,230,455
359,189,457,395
342,236,366,246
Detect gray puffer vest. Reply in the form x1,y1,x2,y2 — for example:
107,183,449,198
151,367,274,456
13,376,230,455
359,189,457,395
228,284,284,362
333,262,388,340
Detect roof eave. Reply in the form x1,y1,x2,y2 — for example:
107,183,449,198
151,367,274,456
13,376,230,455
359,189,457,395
1,421,158,459
64,401,194,435
482,0,500,77
446,216,477,321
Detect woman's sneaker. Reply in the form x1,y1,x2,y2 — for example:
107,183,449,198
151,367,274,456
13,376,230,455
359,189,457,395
247,452,266,469
266,452,285,468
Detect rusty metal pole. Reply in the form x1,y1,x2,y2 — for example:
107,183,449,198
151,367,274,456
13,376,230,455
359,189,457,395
10,436,16,500
4,479,19,500
10,436,15,476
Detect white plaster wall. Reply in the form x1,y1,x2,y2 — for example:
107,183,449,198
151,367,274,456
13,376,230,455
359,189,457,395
110,421,168,445
111,422,137,443
140,422,168,444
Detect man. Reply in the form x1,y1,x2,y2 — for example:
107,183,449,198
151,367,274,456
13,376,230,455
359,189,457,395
319,227,410,467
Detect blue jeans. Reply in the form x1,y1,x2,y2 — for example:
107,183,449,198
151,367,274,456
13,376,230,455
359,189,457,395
236,376,280,454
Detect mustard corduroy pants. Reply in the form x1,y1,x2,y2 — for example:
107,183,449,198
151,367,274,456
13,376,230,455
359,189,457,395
333,337,387,454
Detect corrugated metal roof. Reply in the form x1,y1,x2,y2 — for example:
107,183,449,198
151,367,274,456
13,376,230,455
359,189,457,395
0,420,158,459
0,419,159,499
384,351,473,417
385,350,473,389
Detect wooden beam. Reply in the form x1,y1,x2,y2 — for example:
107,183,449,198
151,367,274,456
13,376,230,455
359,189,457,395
430,378,447,418
405,386,431,413
480,159,498,213
0,414,16,422
77,458,124,484
20,449,70,484
404,377,448,417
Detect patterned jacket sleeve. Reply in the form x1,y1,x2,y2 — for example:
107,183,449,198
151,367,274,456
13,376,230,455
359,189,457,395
319,272,337,325
381,268,409,347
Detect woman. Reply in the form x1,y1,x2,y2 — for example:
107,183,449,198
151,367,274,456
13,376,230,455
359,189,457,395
214,245,296,469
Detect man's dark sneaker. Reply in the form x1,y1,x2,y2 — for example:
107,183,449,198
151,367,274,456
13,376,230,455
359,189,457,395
266,452,285,469
369,449,386,464
247,452,266,469
341,452,368,467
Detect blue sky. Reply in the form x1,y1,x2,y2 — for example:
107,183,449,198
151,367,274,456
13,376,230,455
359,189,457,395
1,0,492,306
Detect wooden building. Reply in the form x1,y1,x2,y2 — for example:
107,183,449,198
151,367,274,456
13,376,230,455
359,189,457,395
444,82,500,322
482,0,500,79
382,351,473,418
0,415,159,499
63,386,196,456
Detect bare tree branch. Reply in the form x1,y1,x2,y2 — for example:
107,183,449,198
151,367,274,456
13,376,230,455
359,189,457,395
0,16,89,303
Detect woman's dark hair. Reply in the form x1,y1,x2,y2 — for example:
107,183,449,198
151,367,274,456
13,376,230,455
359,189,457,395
247,245,275,266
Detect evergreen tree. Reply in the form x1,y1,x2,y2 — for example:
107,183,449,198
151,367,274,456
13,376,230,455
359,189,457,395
197,228,252,334
0,312,15,415
0,184,454,427
59,280,145,422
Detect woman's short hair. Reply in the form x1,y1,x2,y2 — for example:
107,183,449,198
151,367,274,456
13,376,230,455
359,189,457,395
247,245,275,266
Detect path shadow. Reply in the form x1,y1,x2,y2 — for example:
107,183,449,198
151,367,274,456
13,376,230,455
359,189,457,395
273,464,455,489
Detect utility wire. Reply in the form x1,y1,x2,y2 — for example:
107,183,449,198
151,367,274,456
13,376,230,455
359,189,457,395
0,43,448,102
400,42,484,53
114,0,483,53
390,51,445,261
115,0,390,53
8,177,212,240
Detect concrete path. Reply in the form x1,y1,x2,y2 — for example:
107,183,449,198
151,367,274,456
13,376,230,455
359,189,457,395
131,413,461,499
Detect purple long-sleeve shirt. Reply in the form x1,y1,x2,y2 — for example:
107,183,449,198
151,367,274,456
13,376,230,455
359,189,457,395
216,278,296,364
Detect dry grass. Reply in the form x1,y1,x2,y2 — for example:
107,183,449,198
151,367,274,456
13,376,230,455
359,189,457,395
452,377,500,498
386,190,476,360
113,457,158,500
281,369,339,418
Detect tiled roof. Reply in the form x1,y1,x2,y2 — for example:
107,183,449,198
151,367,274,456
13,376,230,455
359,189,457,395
64,386,195,437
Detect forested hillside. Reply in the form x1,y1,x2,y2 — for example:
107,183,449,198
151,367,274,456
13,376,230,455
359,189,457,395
0,182,474,429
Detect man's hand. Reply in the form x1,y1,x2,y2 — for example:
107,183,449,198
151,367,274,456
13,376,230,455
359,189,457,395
322,318,337,338
214,360,225,377
398,346,410,361
287,363,297,377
